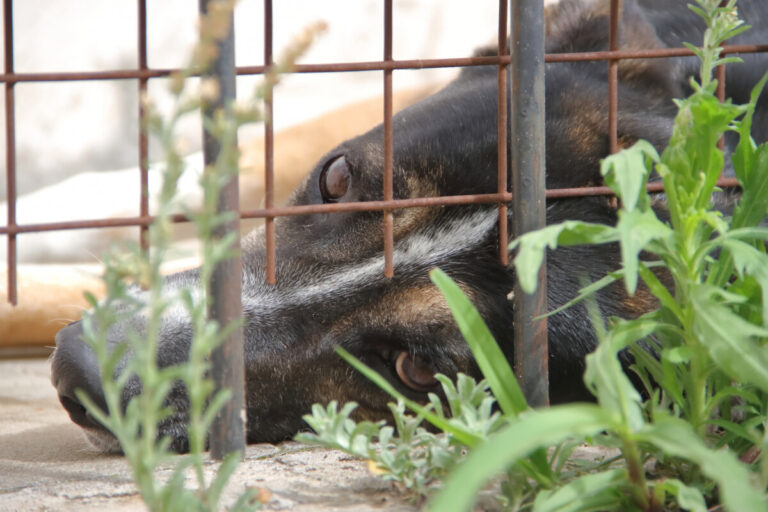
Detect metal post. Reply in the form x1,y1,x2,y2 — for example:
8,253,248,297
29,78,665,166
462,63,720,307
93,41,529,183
510,0,548,407
608,0,620,155
497,0,509,267
383,0,394,278
4,0,17,305
199,0,246,459
264,0,276,284
138,0,150,252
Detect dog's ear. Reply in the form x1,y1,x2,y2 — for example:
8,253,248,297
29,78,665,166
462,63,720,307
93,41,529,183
547,0,684,98
542,82,675,190
546,0,681,157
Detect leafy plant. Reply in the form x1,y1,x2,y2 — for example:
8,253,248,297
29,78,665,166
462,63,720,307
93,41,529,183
300,1,768,510
297,374,502,497
75,4,324,511
511,0,768,459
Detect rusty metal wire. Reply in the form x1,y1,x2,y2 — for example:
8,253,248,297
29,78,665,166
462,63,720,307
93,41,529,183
0,177,743,237
1,0,765,407
0,43,767,85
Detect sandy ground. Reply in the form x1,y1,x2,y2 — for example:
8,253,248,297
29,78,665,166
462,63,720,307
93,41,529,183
0,359,613,512
0,358,420,512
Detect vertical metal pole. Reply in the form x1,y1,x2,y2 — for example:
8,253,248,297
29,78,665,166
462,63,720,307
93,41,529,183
497,0,509,266
608,0,620,155
383,0,394,278
510,0,548,407
199,0,246,459
138,0,150,252
264,0,276,285
4,0,17,305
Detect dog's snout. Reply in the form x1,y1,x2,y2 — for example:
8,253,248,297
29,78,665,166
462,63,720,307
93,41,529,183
51,321,109,431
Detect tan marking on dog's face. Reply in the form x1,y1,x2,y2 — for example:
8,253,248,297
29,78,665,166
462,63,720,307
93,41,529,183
333,284,455,333
566,110,602,149
393,206,434,243
387,174,436,240
392,173,440,242
310,283,480,419
617,134,638,150
311,366,393,417
621,283,659,319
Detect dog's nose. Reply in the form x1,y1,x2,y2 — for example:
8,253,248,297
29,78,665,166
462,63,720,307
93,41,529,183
51,321,110,431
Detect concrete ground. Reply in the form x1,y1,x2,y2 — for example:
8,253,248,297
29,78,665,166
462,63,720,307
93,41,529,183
0,358,420,512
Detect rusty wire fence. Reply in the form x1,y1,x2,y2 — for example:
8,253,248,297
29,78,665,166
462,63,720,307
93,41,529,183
2,0,768,449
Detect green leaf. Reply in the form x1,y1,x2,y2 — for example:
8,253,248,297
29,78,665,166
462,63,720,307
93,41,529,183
583,317,644,432
662,90,743,213
627,344,666,400
663,346,693,364
721,239,768,326
731,71,768,187
707,225,768,290
430,268,527,416
606,314,660,352
690,284,768,393
637,262,681,320
545,261,668,320
511,221,618,294
533,469,629,512
708,418,761,447
427,404,615,512
600,139,658,212
636,416,766,512
206,451,243,508
545,270,624,318
616,208,671,295
719,226,768,243
654,478,707,512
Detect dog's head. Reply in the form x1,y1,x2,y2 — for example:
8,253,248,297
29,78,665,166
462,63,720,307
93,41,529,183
50,0,768,451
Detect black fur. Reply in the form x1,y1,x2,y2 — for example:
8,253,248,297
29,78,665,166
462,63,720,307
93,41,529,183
51,0,768,450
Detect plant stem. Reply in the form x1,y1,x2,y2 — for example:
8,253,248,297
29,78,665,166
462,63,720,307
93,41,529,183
622,436,650,511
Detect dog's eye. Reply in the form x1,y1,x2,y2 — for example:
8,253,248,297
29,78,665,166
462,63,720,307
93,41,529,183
395,352,438,392
320,155,351,203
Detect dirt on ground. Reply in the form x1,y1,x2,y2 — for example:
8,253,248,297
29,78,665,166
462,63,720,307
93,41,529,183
0,358,421,512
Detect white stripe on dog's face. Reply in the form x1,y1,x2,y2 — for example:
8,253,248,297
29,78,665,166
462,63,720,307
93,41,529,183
124,209,499,339
239,208,499,316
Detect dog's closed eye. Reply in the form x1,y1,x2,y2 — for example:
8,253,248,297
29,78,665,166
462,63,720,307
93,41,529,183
395,352,438,392
320,155,351,203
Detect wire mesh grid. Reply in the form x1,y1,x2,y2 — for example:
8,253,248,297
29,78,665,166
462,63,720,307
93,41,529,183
2,0,767,415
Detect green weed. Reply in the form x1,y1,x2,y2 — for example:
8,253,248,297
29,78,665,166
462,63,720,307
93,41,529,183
76,3,323,511
299,1,768,510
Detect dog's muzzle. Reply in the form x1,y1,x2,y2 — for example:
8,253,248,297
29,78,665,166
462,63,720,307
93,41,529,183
50,321,112,436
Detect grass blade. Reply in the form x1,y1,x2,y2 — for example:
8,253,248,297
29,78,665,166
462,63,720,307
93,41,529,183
637,416,766,512
533,468,628,512
430,268,527,417
427,404,615,512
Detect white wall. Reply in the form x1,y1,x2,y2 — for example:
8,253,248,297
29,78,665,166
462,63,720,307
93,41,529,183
4,0,502,200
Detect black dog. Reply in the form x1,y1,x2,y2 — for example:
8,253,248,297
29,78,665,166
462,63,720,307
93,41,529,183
51,0,768,451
